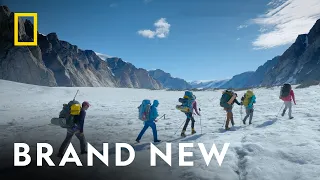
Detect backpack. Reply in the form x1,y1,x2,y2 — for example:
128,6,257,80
220,90,234,108
138,99,151,121
176,91,195,113
280,84,291,98
58,100,81,128
242,90,254,107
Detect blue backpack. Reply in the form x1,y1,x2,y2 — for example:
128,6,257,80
138,99,151,121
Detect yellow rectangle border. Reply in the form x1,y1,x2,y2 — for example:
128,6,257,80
14,13,38,46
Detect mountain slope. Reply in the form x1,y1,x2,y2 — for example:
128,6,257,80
220,71,255,89
107,58,163,89
261,19,320,86
245,56,280,88
38,32,117,87
148,69,191,90
189,79,229,89
0,6,57,87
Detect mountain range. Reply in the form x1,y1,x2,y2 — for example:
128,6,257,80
1,5,320,90
220,18,320,89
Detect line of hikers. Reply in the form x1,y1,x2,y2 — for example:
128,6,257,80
55,83,296,157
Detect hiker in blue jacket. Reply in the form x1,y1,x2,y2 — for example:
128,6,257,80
242,91,256,125
136,100,161,143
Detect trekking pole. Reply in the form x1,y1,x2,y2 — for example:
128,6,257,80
222,118,226,128
73,90,79,100
199,108,202,134
156,114,166,121
174,120,186,135
240,105,243,121
276,103,285,117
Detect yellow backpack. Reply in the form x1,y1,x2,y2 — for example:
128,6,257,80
242,90,254,107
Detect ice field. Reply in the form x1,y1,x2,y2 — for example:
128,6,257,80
0,80,320,180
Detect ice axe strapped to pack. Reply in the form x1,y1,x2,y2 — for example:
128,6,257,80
53,90,82,128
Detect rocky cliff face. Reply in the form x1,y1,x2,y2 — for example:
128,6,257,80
245,56,280,88
261,19,320,86
107,58,163,89
0,6,57,86
38,32,117,87
148,69,191,90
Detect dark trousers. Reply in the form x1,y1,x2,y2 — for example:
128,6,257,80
182,113,195,131
136,121,158,141
58,128,86,155
243,108,254,124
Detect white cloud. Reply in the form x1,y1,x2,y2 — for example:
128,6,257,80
237,25,248,30
138,18,171,39
252,0,320,49
237,38,241,41
138,30,156,38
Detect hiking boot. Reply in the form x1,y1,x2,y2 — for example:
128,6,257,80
154,140,161,143
135,139,140,143
191,129,196,134
225,127,230,131
289,117,294,119
249,122,252,125
281,110,286,117
181,131,186,137
242,120,246,125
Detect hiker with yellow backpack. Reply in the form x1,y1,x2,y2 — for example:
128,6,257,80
241,90,256,125
176,91,201,137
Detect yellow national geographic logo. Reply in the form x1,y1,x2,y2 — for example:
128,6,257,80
14,13,38,46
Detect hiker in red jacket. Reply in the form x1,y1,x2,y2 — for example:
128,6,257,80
280,84,296,119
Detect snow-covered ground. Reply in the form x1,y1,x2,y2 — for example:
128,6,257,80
0,80,320,180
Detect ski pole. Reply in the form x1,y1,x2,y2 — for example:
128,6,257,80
174,119,186,135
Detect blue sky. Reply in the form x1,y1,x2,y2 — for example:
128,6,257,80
4,0,320,81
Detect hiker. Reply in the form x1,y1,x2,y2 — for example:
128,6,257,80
220,89,241,130
180,94,200,137
241,90,256,125
280,84,296,119
136,100,161,143
57,101,90,157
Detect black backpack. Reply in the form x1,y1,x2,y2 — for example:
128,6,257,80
280,84,291,98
